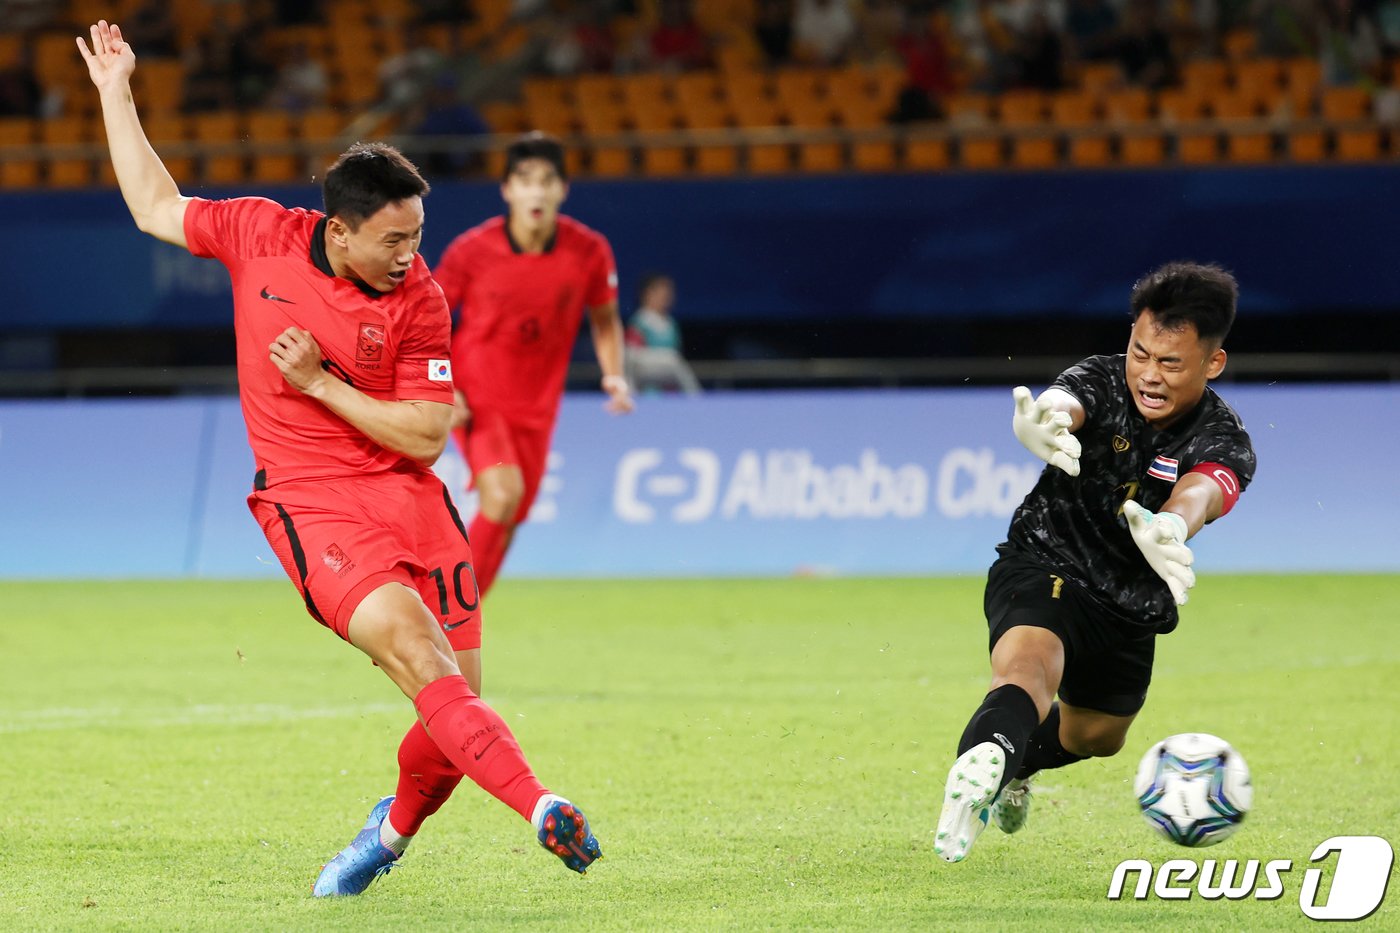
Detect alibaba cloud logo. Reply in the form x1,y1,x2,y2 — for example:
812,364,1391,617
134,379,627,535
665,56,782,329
613,448,720,523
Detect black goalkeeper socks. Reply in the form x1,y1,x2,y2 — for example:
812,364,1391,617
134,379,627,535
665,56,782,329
957,683,1040,794
1014,702,1088,780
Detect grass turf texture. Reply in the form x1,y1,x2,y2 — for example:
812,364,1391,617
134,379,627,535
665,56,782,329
2,575,1397,931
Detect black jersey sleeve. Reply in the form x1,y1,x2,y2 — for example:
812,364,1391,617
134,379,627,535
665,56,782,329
1052,355,1120,429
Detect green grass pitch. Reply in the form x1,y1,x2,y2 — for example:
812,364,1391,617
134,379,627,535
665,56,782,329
2,575,1397,931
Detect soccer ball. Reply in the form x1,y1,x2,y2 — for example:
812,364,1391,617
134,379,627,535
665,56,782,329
1133,733,1252,848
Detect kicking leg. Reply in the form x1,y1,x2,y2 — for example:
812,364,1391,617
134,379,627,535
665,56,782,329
937,625,1063,862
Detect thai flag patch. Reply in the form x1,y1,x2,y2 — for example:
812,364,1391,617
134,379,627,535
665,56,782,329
1147,455,1179,482
428,359,452,382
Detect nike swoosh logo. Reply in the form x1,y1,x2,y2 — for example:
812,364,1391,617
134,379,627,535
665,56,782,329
473,735,501,761
443,618,470,632
260,286,295,304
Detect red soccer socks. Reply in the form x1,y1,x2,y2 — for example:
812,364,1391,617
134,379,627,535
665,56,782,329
388,719,464,836
466,514,510,597
412,674,547,821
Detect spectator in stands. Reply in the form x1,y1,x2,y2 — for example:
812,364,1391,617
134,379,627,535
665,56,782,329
265,41,330,113
1115,0,1174,90
543,1,617,75
952,2,1018,92
852,0,906,63
0,45,40,118
1252,0,1319,58
1318,1,1383,86
0,0,54,32
1065,0,1120,62
126,0,178,58
380,23,448,107
793,0,857,65
408,74,492,177
626,274,702,396
755,0,796,66
182,35,238,112
1010,10,1066,89
648,0,712,71
890,11,954,122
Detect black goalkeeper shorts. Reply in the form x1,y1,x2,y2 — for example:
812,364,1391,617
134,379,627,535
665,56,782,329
984,552,1155,717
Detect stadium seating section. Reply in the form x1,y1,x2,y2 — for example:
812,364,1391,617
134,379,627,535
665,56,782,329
0,0,1394,188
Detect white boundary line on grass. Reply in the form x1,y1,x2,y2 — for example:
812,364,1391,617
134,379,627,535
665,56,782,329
1,701,407,733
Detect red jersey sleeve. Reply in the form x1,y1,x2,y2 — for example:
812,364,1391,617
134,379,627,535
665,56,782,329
395,280,456,404
585,233,618,308
183,197,290,264
432,233,474,323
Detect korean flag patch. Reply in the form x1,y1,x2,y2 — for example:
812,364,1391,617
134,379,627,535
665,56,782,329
429,359,452,382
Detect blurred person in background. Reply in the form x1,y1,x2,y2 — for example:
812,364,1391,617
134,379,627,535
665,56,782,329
626,273,702,396
434,133,634,600
793,0,857,65
78,20,601,897
755,0,796,66
647,0,712,71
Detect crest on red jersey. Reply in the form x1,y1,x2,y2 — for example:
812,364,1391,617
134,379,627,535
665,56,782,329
357,323,385,362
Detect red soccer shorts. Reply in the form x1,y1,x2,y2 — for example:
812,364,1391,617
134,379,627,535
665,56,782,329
249,469,483,650
453,407,555,524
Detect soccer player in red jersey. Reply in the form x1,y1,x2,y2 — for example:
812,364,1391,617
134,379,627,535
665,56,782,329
79,21,600,894
433,133,634,598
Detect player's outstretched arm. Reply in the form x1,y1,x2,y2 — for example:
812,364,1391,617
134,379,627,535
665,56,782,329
588,300,635,414
77,20,190,248
1011,386,1084,476
270,328,452,465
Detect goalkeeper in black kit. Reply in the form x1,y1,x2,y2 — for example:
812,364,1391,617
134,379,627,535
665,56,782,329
934,261,1257,863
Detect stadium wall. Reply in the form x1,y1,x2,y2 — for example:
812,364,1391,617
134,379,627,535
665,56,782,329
1,385,1395,580
2,165,1398,330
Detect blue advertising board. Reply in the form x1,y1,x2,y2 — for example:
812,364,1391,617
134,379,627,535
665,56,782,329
1,384,1395,581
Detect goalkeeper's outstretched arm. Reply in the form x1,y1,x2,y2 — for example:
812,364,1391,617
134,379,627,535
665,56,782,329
77,20,190,248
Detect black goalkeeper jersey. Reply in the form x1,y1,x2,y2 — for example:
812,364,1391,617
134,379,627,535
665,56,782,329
999,353,1256,634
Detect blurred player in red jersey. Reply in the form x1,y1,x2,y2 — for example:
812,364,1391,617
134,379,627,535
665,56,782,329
434,133,634,598
79,21,600,895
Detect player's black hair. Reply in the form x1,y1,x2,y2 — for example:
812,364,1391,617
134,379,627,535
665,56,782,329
503,131,567,181
1130,261,1238,345
322,142,430,231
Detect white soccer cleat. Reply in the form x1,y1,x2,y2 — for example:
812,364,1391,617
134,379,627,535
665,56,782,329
934,741,1004,863
991,776,1033,834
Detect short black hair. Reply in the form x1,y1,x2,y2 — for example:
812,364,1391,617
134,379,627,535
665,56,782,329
322,142,430,231
503,131,567,181
1129,261,1238,345
637,272,672,300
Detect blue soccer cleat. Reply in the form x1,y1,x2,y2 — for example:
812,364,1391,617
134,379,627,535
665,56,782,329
312,796,400,897
536,799,602,874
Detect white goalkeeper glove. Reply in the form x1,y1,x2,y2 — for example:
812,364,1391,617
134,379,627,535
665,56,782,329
1012,386,1081,477
1123,500,1195,606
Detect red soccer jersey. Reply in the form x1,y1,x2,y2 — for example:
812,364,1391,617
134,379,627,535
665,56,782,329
434,214,617,427
184,196,455,489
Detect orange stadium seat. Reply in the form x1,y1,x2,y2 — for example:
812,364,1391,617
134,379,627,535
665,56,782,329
1103,88,1152,125
589,144,632,177
191,111,245,185
1181,59,1229,96
1232,59,1284,110
773,68,825,107
1222,28,1258,61
523,99,576,137
620,73,669,112
1076,61,1125,96
1321,87,1370,122
746,141,791,174
796,141,843,173
729,95,782,129
1281,57,1321,117
1335,128,1382,161
145,113,195,186
903,134,950,171
575,74,621,110
523,77,570,111
1286,128,1327,162
673,72,720,109
480,102,526,135
1176,130,1220,164
945,93,992,127
0,117,40,188
784,97,835,129
247,110,301,183
1156,89,1208,123
1053,93,1110,167
679,98,731,130
40,115,94,188
1214,94,1272,163
722,71,772,109
694,142,740,175
1119,128,1166,166
959,133,1003,169
132,58,186,115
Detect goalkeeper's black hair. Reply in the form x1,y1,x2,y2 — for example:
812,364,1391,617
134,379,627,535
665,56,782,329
1129,261,1238,345
323,142,430,231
